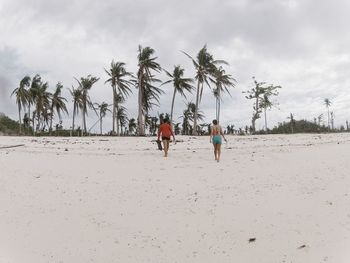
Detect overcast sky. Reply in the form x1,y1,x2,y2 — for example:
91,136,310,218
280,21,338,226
1,0,350,132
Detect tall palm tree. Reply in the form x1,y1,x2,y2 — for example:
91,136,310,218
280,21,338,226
11,76,31,134
75,75,99,135
136,45,162,136
33,82,51,132
28,74,42,131
211,66,235,122
50,82,68,133
69,86,83,135
94,102,110,135
162,65,194,125
183,45,226,135
324,98,331,129
105,60,133,136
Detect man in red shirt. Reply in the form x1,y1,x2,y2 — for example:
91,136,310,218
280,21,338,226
157,118,175,157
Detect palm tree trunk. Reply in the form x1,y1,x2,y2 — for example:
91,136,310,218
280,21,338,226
100,114,103,135
170,88,176,125
116,103,120,136
327,107,330,130
112,86,116,135
18,105,22,135
217,88,221,122
215,97,218,121
137,73,144,136
252,96,259,132
72,103,76,136
264,107,267,132
28,104,31,134
83,104,87,136
193,80,201,135
49,110,53,135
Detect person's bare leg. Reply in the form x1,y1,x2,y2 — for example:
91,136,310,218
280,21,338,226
217,144,221,162
162,140,167,157
213,144,218,160
165,141,170,157
163,140,169,157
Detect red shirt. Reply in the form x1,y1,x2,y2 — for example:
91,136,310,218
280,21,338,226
158,123,174,138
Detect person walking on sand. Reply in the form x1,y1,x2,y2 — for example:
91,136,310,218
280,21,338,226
210,119,227,162
157,118,175,157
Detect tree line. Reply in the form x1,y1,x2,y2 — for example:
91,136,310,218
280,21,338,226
10,45,348,136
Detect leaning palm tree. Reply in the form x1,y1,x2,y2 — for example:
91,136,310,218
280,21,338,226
136,45,162,136
183,45,226,135
69,86,83,135
75,75,99,135
180,102,204,135
116,106,128,135
211,66,236,122
162,65,194,125
11,76,31,134
27,74,42,131
324,98,331,130
33,82,52,132
94,102,111,135
49,82,68,133
105,60,133,136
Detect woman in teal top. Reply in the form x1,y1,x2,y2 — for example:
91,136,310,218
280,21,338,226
210,119,227,162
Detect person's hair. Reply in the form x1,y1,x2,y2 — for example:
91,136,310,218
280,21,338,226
212,119,218,125
163,117,169,123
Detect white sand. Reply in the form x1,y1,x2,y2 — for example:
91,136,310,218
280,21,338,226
1,133,350,263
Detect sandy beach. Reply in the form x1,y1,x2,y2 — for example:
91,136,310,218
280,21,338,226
1,133,350,263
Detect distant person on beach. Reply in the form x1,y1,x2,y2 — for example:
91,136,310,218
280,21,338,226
157,118,175,157
210,119,227,162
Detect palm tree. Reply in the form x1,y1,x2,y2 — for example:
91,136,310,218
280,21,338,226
128,118,137,135
162,65,194,125
49,82,68,133
180,102,204,135
105,60,133,136
116,106,128,135
27,75,42,131
94,102,111,135
183,45,226,135
75,75,99,135
69,86,83,135
211,66,236,122
136,46,162,136
33,82,52,132
11,76,31,134
324,98,331,129
260,94,273,132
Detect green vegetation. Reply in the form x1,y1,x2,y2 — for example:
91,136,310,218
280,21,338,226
0,113,20,135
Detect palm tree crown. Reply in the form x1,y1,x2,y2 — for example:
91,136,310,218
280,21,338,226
163,65,194,124
136,45,162,135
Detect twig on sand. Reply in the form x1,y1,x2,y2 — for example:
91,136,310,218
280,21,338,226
0,144,25,149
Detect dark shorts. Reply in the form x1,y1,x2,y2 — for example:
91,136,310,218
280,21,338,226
162,136,170,141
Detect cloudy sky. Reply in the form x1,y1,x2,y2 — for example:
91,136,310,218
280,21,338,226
1,0,350,132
